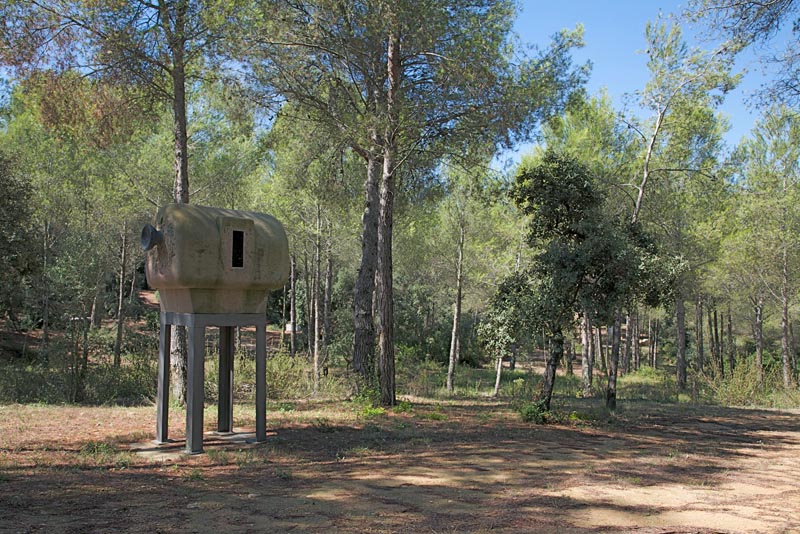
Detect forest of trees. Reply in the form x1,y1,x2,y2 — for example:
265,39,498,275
0,0,798,410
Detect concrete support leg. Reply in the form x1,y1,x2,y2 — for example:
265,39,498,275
218,326,234,433
255,323,267,442
186,325,206,454
156,319,171,443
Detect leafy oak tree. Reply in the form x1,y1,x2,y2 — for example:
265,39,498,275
510,150,678,409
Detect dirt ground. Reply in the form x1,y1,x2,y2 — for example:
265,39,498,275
0,398,798,534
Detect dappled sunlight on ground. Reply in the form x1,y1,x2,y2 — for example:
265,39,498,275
0,399,798,533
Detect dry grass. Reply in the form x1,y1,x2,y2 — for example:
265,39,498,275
1,398,799,533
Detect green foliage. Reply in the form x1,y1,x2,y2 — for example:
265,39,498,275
477,272,537,364
78,440,133,468
689,0,798,106
506,377,536,400
0,0,793,415
360,405,387,418
517,400,554,424
617,366,678,403
396,347,445,398
351,386,382,409
0,152,36,324
513,150,603,242
393,400,413,413
276,402,295,413
264,351,312,400
416,406,447,421
0,351,156,405
79,441,117,459
708,356,800,408
205,349,347,401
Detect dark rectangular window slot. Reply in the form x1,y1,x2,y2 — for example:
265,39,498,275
232,230,244,268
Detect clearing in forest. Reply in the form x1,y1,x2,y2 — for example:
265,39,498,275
0,399,798,533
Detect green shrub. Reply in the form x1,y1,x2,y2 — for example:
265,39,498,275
0,350,156,405
351,386,381,408
506,377,535,400
206,349,309,401
393,399,413,413
517,400,553,424
416,408,447,421
708,356,800,408
361,405,386,417
396,347,444,397
82,353,156,405
617,366,677,402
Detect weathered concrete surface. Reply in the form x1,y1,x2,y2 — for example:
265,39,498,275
144,204,289,313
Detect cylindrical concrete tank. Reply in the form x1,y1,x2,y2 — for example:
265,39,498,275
142,204,290,314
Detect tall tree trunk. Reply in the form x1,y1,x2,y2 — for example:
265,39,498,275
42,221,50,349
696,297,704,372
781,239,793,388
707,303,716,375
606,312,622,410
168,1,189,204
90,283,103,329
446,218,466,393
539,329,563,411
781,280,792,388
790,320,798,382
632,311,640,371
352,155,380,384
780,171,794,387
322,236,333,366
652,318,660,369
647,314,653,367
492,353,503,398
290,255,297,358
597,326,606,373
313,205,322,394
581,311,593,397
280,284,287,348
113,225,128,367
166,0,191,405
726,303,735,373
565,341,574,376
128,265,137,306
622,312,632,374
713,307,723,377
676,295,687,390
304,253,313,353
376,28,400,407
632,109,665,224
754,295,764,385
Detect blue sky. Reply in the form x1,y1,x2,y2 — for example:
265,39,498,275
511,0,782,157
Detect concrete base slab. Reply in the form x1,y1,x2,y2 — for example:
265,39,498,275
130,429,275,461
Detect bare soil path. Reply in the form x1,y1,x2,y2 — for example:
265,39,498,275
0,399,798,533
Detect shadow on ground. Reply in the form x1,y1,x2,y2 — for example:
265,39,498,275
0,400,798,533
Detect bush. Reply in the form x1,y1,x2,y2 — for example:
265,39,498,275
81,353,156,405
0,350,156,405
517,400,553,424
708,355,800,408
396,346,444,397
205,349,349,401
506,376,536,400
617,366,677,402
